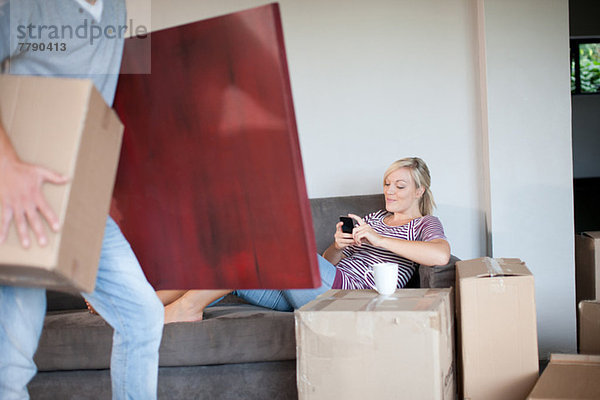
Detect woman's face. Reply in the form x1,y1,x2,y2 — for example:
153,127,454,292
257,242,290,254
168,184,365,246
383,167,424,215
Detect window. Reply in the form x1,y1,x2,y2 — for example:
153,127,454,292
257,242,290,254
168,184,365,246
571,39,600,94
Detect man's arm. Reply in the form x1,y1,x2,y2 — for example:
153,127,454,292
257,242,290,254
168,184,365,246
0,122,68,247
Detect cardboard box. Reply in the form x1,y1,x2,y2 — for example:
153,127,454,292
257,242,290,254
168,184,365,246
0,75,123,293
456,258,539,400
295,289,455,400
527,354,600,399
579,300,600,355
575,232,600,303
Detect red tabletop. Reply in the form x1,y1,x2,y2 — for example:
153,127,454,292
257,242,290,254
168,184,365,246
112,4,320,290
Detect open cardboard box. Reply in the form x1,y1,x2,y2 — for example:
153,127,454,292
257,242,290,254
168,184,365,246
456,257,539,400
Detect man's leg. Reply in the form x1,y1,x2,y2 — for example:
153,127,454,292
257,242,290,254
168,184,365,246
0,286,46,400
83,217,164,400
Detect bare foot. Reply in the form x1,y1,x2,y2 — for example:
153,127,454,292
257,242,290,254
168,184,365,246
164,295,204,324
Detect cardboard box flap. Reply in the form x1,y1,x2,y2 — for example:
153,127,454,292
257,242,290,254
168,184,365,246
582,231,600,240
300,289,450,313
457,257,530,280
549,353,600,365
527,354,600,399
578,299,600,312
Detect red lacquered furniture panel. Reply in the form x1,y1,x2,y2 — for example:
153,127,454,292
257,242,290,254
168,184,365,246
112,4,320,290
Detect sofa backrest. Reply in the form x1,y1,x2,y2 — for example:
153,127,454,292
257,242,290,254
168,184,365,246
309,194,385,254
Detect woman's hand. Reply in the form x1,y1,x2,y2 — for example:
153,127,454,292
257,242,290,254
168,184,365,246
333,221,355,250
323,220,356,265
349,213,383,247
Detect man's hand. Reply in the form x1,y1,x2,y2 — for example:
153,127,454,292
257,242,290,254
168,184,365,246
0,156,69,248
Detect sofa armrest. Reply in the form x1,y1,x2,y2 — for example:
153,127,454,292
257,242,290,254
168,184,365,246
418,254,460,289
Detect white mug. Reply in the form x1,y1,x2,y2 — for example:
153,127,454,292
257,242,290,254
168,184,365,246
364,262,398,296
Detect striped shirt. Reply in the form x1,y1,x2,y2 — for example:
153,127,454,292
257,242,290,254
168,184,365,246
331,210,447,290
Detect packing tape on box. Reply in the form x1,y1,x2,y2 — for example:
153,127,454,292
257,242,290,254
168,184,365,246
307,290,439,312
484,257,507,292
364,296,383,311
484,257,503,277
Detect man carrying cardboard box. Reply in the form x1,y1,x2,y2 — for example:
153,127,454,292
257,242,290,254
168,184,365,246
0,1,164,399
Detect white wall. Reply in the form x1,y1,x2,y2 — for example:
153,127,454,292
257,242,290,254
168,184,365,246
133,0,576,357
479,0,576,355
143,0,487,265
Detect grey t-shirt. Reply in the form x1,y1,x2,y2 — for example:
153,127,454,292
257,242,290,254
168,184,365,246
0,0,126,105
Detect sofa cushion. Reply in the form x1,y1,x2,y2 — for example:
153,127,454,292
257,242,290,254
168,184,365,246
29,361,298,400
34,304,295,371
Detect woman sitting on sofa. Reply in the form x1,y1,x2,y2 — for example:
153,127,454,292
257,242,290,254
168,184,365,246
156,157,451,323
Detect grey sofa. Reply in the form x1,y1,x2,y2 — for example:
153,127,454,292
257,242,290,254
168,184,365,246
28,194,458,399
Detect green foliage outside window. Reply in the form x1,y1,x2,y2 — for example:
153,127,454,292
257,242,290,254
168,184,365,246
571,58,576,92
579,44,600,93
572,42,600,94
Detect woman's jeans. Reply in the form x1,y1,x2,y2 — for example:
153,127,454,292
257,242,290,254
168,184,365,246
234,254,337,311
0,217,164,400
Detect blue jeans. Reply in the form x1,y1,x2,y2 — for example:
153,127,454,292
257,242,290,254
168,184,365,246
234,254,336,310
0,217,164,400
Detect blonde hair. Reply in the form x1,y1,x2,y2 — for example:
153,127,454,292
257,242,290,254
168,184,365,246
383,157,436,216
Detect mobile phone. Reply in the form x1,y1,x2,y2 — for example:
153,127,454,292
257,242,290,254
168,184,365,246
339,216,356,234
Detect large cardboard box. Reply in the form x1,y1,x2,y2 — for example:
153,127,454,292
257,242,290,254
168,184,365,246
527,354,600,399
0,75,123,293
456,257,539,400
579,300,600,355
575,232,600,303
295,289,455,400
